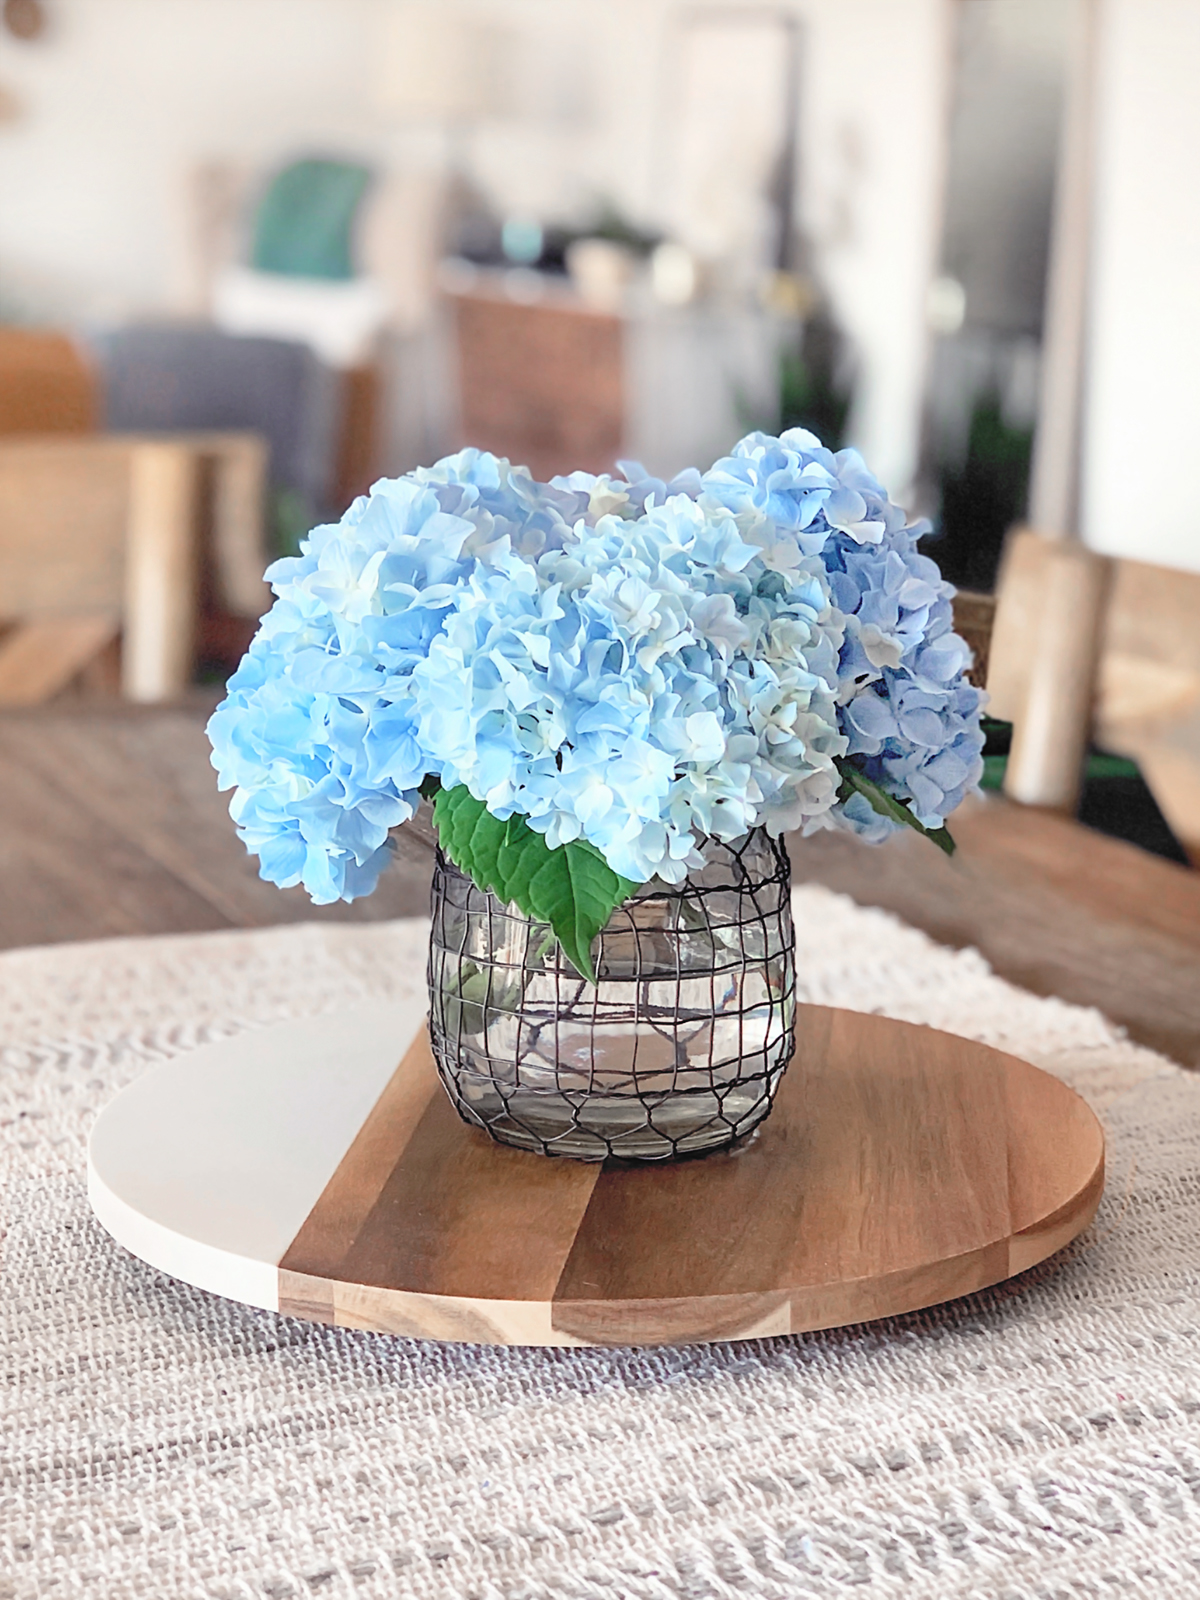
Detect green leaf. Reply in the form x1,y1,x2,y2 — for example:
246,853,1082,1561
433,782,479,863
835,758,956,857
496,815,544,907
524,840,639,985
461,803,508,899
430,786,638,983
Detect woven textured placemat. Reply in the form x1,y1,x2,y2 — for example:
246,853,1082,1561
2,885,1197,1600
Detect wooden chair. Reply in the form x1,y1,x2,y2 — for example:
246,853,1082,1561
0,326,97,435
987,527,1200,861
0,433,268,706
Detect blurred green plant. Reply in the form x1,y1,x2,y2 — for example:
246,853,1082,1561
271,486,314,560
738,304,853,448
930,394,1033,592
777,307,852,448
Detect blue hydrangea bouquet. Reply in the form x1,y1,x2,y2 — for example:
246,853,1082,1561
208,429,984,985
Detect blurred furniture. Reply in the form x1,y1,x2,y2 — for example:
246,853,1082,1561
334,363,383,509
99,320,379,521
250,157,372,281
986,530,1109,812
213,268,387,377
446,274,788,479
214,161,384,375
948,589,994,688
175,153,424,507
452,286,624,479
0,326,97,434
180,155,443,340
0,433,267,706
98,324,338,524
993,0,1200,834
0,437,195,705
988,527,1200,861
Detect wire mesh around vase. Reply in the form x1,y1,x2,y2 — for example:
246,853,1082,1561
427,829,796,1161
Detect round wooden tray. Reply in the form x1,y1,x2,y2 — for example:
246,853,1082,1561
88,1003,1105,1347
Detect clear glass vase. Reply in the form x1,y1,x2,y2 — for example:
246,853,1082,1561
426,829,796,1161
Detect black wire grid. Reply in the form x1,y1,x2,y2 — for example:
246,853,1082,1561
427,829,796,1162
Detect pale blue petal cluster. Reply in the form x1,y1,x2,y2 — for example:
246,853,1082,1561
699,428,985,838
209,448,847,899
209,431,983,903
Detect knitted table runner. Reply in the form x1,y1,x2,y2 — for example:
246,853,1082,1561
2,887,1197,1600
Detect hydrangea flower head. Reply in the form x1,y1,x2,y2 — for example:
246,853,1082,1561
209,449,849,900
209,435,983,903
700,429,985,838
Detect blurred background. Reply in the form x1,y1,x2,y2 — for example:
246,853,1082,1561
0,0,1198,952
0,0,1167,566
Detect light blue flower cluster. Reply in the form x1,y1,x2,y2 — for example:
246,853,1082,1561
208,432,982,903
699,429,985,841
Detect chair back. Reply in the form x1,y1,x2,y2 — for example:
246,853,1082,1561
0,327,97,435
989,527,1200,858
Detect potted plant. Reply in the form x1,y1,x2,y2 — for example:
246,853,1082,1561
208,429,984,1160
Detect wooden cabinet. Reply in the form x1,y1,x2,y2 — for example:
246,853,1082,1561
451,286,624,481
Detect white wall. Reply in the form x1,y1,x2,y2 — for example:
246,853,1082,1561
0,0,390,318
1082,0,1200,574
0,0,950,496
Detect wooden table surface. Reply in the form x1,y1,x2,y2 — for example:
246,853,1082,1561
4,703,1200,1068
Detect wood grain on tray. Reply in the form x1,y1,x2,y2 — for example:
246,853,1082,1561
277,1008,1104,1346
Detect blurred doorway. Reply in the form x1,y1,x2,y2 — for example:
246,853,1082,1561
921,0,1072,592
